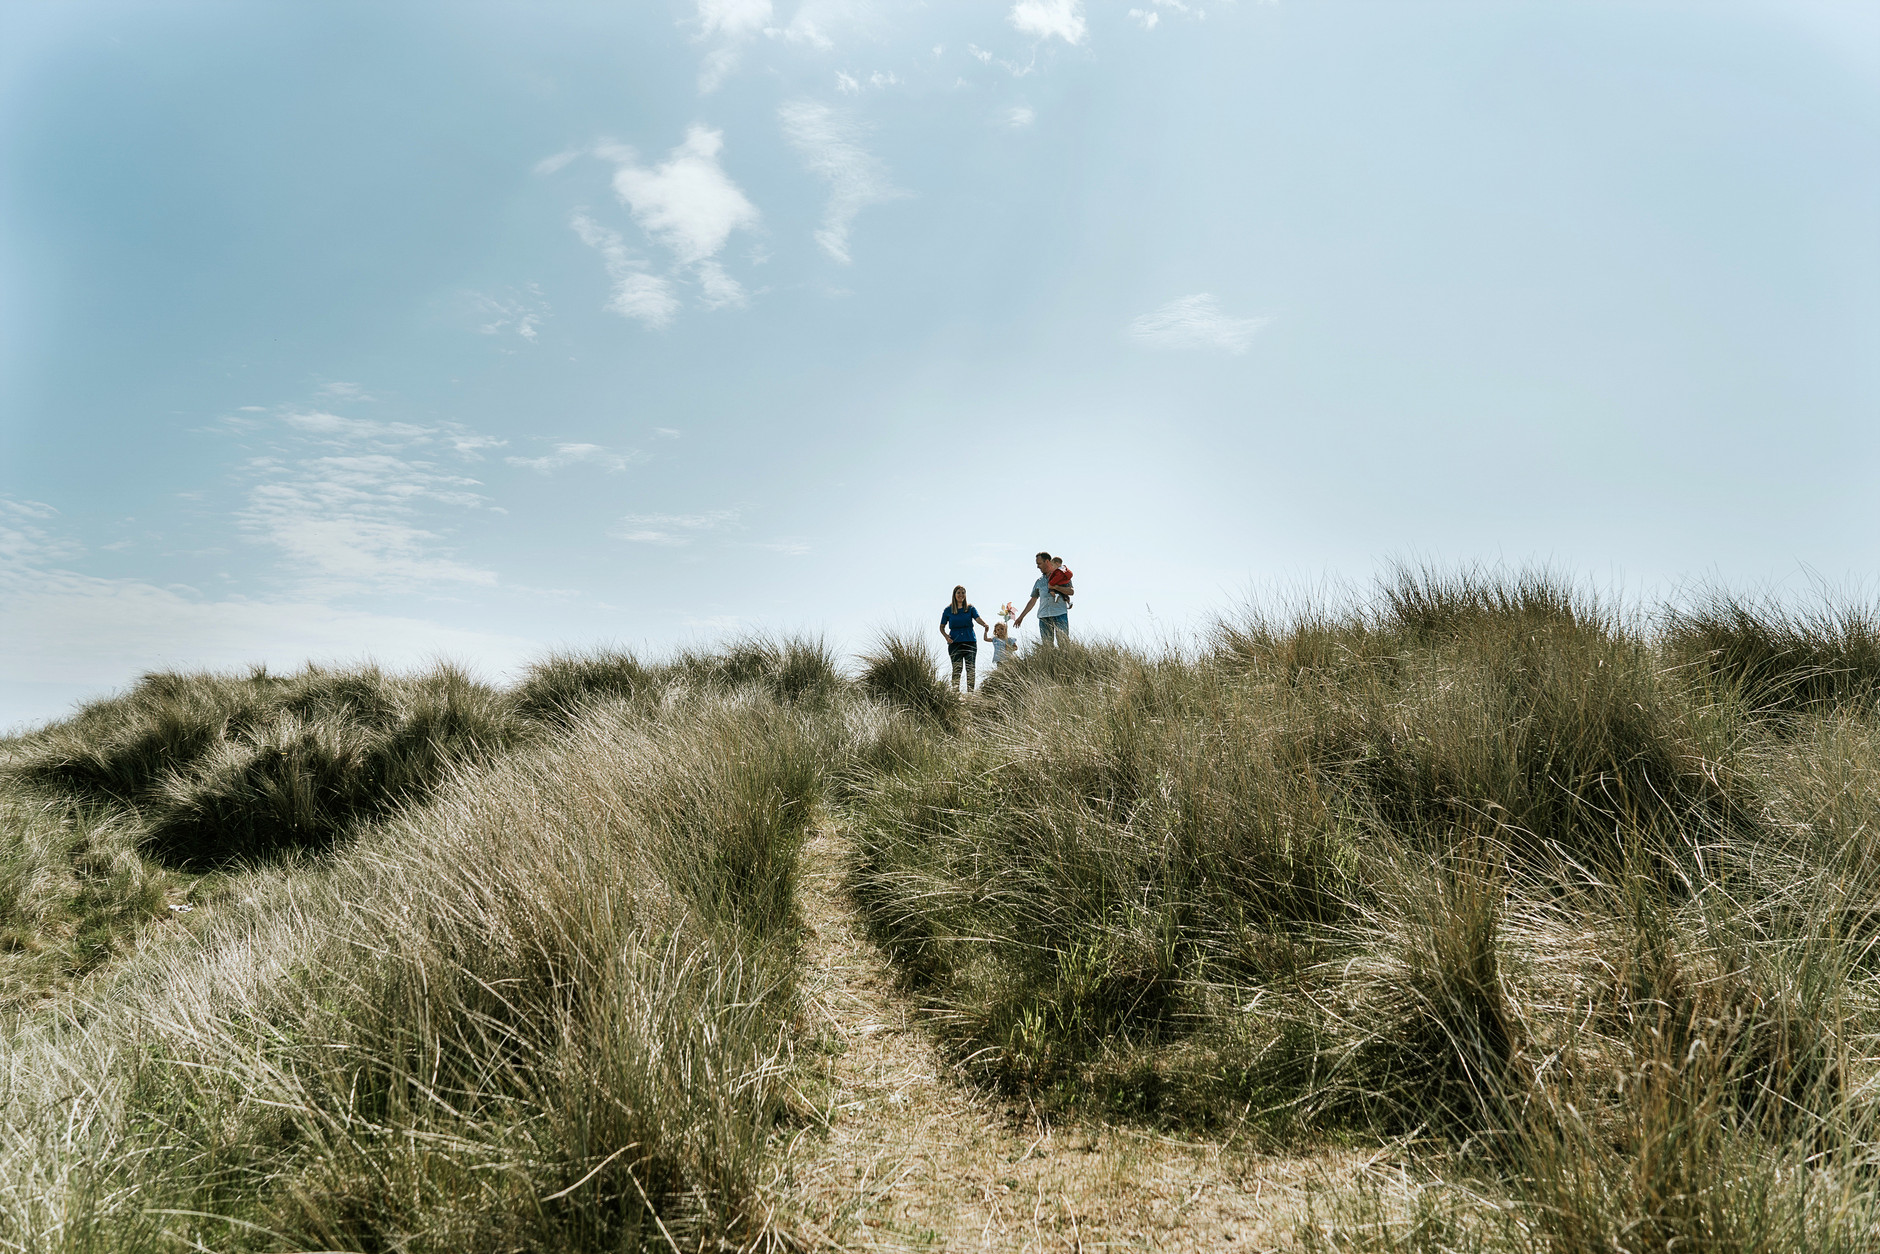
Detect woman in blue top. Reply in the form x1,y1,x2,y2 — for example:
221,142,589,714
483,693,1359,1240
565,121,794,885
939,585,991,694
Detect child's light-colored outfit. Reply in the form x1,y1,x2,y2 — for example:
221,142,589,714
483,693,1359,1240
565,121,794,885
989,636,1019,667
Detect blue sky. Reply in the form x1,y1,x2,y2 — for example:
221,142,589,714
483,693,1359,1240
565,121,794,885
3,0,1877,728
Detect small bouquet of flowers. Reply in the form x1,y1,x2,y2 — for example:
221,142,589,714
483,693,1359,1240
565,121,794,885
999,601,1017,623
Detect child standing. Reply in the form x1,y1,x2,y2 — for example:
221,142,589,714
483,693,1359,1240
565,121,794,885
985,620,1020,668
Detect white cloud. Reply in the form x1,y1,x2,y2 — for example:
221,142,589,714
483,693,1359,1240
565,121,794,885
534,150,580,176
610,272,683,326
1008,105,1035,127
571,212,680,328
835,69,898,94
779,100,907,264
694,0,771,39
281,410,462,448
782,11,835,48
447,432,509,459
471,285,549,340
1128,293,1272,355
694,258,748,308
1,497,57,521
608,127,760,268
235,412,502,593
242,459,493,591
1010,0,1086,44
0,498,81,567
318,381,375,401
0,436,538,726
506,443,642,474
1137,1,1210,26
618,510,739,529
690,0,772,92
968,44,993,63
756,538,810,555
698,45,742,94
612,510,740,546
654,427,682,439
0,565,536,698
779,0,882,49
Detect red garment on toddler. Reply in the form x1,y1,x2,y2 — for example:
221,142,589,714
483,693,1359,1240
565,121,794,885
1048,565,1074,603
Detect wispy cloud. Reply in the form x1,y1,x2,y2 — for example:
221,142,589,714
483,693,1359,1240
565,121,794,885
571,212,680,328
606,128,760,267
695,258,749,309
593,128,760,309
470,285,549,340
1128,294,1271,355
0,498,82,567
1007,105,1036,128
1131,0,1204,29
506,443,642,474
534,149,580,176
835,69,899,92
698,46,742,94
0,560,536,699
779,101,907,264
1010,0,1086,44
232,411,502,593
0,421,536,721
691,0,773,92
694,0,770,39
446,432,509,459
780,0,880,49
1,498,58,522
612,509,740,546
317,381,375,402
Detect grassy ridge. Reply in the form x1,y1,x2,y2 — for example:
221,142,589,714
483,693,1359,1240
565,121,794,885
5,664,519,868
6,583,1880,1250
0,686,856,1252
849,573,1880,1248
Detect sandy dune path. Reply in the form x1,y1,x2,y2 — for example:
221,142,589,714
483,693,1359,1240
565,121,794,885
776,820,1364,1252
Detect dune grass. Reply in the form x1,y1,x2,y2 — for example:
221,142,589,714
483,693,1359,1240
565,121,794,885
848,572,1880,1246
3,664,521,869
6,595,1880,1248
0,682,855,1252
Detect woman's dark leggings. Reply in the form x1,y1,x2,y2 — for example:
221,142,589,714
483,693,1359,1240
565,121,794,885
949,642,978,692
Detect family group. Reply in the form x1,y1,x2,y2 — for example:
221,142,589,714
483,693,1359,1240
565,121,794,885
937,551,1074,694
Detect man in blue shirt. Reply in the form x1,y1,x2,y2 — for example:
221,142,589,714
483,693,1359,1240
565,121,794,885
1012,551,1070,645
940,585,991,693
